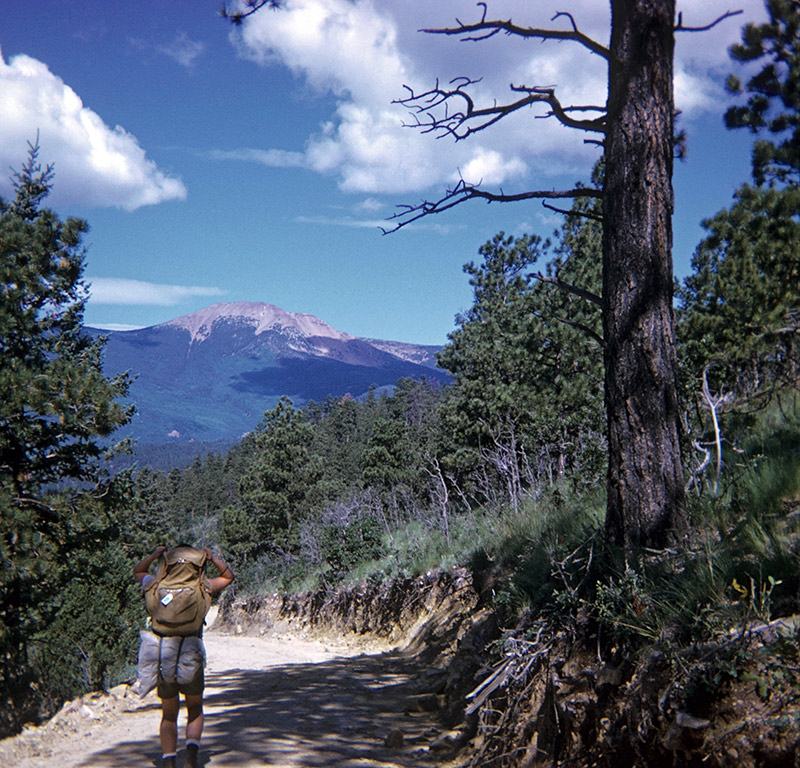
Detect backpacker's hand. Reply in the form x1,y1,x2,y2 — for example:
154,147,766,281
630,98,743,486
204,548,235,593
134,545,168,584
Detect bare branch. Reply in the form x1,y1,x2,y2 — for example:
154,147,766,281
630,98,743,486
421,10,610,60
395,80,606,142
552,11,579,33
388,8,607,233
512,85,607,133
382,179,601,233
530,272,602,307
675,9,743,33
555,315,605,348
701,366,734,496
541,199,603,222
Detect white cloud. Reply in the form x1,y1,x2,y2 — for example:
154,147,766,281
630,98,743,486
226,0,768,196
355,197,383,212
206,147,307,167
88,323,146,332
88,277,225,306
294,214,385,228
456,148,528,188
130,32,206,68
158,32,205,68
0,51,187,210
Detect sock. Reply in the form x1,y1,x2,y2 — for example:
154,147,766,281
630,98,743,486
186,740,200,748
162,754,177,759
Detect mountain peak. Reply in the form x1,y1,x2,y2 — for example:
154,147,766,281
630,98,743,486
162,301,355,344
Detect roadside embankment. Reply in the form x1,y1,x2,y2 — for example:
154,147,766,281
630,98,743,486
220,570,800,768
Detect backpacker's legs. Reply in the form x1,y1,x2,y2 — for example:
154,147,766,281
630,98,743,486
185,693,204,768
159,694,203,766
159,693,203,768
159,696,179,766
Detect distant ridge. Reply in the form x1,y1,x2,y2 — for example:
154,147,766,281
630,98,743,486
92,302,448,444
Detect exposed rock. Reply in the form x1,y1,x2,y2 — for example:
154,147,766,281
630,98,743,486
107,684,130,700
221,567,479,649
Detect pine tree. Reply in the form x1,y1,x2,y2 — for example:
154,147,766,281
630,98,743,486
0,143,133,735
678,184,800,405
725,0,800,186
233,397,322,551
0,142,133,497
438,224,604,503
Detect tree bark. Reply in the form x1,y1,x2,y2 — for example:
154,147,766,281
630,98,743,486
603,0,687,549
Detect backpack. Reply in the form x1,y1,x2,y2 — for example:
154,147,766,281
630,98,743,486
144,546,212,637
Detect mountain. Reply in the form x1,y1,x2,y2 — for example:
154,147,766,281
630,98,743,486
92,302,449,444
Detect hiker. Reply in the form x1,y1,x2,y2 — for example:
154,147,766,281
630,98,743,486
134,545,234,768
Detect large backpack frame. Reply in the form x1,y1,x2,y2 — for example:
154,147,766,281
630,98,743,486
144,546,212,637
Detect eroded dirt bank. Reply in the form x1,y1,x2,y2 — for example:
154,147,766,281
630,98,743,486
223,570,800,768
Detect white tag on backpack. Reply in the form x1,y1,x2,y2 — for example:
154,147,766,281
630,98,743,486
161,593,174,606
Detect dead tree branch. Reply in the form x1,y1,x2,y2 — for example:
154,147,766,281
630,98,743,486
530,272,602,308
421,7,610,60
701,366,734,496
541,198,603,222
388,6,607,232
395,80,606,141
540,311,605,349
675,9,743,33
383,179,601,233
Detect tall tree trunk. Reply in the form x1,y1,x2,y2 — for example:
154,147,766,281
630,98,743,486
603,0,687,549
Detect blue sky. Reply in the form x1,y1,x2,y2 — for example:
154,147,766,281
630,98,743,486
1,0,766,345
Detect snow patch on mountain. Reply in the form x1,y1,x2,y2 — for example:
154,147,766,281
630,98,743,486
162,302,356,344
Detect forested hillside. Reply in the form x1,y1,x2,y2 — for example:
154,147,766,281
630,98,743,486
2,4,800,765
92,302,449,444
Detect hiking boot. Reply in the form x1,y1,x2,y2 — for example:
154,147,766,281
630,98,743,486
186,742,199,768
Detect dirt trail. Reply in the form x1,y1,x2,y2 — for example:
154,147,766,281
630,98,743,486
0,623,447,768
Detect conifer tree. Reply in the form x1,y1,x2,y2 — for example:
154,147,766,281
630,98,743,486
439,212,605,502
725,0,800,186
0,143,133,734
234,397,322,551
678,0,800,435
0,142,133,497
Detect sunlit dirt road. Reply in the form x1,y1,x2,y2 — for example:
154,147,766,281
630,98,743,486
0,628,445,768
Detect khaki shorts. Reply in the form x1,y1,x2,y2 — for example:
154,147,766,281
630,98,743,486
157,666,204,699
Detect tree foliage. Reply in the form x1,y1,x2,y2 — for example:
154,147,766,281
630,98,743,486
230,396,323,553
0,145,136,735
0,145,132,497
725,0,800,186
678,184,799,403
439,222,604,502
678,1,800,491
